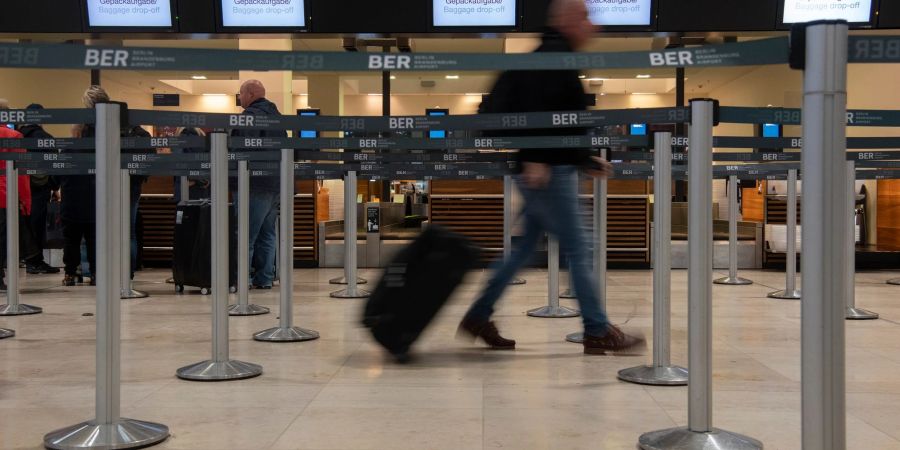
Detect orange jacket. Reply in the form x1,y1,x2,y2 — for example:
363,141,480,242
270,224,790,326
0,127,32,215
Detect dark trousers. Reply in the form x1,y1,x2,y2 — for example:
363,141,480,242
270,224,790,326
26,185,51,265
62,220,95,277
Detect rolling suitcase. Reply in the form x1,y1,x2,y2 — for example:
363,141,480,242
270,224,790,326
362,225,480,362
172,200,236,294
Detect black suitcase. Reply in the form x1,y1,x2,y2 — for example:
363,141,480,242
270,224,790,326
173,200,237,294
362,225,480,362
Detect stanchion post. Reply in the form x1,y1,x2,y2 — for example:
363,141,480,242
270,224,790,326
800,21,849,449
567,150,608,344
179,175,189,203
0,160,42,315
331,170,371,298
527,235,579,318
253,148,320,342
120,170,148,299
638,100,762,449
229,160,269,316
504,175,526,285
0,327,12,339
768,169,802,300
619,133,687,385
714,175,752,285
845,161,877,320
44,103,170,449
176,132,262,380
560,174,580,299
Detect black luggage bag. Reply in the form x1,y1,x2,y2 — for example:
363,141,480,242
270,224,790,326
173,200,237,294
362,225,480,362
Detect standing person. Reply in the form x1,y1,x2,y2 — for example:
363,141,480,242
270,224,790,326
0,105,33,291
59,87,112,286
457,0,644,354
17,104,61,275
232,80,284,289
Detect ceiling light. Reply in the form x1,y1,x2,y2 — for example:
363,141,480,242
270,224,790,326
586,77,608,82
636,74,652,79
390,75,397,80
368,93,383,96
202,93,227,97
445,75,460,80
631,92,656,95
465,93,486,96
578,75,586,79
191,75,207,80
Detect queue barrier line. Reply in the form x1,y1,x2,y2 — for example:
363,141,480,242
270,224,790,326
0,37,790,72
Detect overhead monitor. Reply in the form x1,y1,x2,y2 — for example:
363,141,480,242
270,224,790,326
779,0,875,26
630,123,647,136
762,123,782,138
218,0,307,29
586,0,654,27
427,109,448,139
298,109,320,139
432,0,518,29
83,0,175,30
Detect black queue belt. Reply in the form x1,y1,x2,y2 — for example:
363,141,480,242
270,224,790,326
0,38,789,72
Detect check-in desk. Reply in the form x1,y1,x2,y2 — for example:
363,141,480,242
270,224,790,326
318,202,427,268
668,202,763,269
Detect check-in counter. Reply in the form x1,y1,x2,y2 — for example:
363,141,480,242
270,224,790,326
318,202,427,268
668,202,764,269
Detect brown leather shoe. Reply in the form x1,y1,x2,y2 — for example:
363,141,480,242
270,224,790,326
457,318,516,350
583,325,646,355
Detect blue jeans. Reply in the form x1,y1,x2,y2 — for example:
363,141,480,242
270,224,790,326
236,190,279,287
465,166,610,336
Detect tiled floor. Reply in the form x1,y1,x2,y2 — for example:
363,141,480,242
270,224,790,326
2,267,900,449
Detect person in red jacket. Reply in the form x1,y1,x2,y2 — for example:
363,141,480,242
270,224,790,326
0,126,32,291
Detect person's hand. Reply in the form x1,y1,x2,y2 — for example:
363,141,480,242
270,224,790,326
522,162,551,189
585,156,612,179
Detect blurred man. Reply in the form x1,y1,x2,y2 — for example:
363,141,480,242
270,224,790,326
232,80,285,289
458,0,644,355
17,104,61,274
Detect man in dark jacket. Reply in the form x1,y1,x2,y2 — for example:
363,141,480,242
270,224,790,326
458,0,644,355
232,80,285,289
17,104,61,275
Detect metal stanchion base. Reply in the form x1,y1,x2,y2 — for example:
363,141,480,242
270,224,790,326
565,332,584,343
120,289,149,300
329,276,367,285
887,278,900,286
617,365,689,386
330,288,371,299
527,305,580,318
713,276,753,285
846,306,879,320
175,359,262,381
228,304,271,316
43,418,170,450
0,303,42,315
560,289,575,299
509,278,526,285
253,326,320,342
0,328,13,339
638,427,763,450
768,289,801,300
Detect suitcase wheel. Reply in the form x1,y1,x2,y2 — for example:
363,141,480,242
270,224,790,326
200,287,210,295
229,286,237,294
175,284,184,293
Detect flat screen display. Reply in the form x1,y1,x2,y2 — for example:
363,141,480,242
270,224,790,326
427,109,448,139
84,0,174,28
762,123,781,138
220,0,306,28
630,124,647,136
432,0,517,27
781,0,874,24
586,0,653,26
298,109,319,139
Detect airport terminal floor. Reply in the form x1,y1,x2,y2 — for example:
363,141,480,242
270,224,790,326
3,267,900,450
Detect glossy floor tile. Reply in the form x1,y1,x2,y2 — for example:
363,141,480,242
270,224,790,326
2,267,900,449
